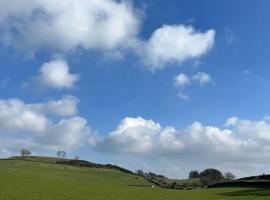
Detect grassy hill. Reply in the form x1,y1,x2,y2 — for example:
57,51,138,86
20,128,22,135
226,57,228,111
0,157,269,199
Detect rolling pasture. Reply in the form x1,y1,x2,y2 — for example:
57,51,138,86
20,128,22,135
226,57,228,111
0,158,269,200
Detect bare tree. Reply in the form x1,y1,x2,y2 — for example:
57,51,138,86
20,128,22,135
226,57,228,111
56,151,66,159
61,151,66,158
21,149,31,159
56,151,62,158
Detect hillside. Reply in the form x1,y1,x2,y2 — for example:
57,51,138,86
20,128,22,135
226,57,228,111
7,156,135,175
238,174,270,181
0,157,269,199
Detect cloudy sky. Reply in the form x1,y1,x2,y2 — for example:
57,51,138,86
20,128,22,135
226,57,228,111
1,0,270,179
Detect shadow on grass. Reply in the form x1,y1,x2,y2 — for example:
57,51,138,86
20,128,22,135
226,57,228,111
128,184,153,188
217,188,270,197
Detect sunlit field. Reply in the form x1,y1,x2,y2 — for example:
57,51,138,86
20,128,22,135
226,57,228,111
0,159,269,200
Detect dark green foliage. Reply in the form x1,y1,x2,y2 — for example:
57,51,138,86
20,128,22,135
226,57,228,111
189,170,200,179
57,159,135,175
224,172,236,181
200,168,224,186
136,170,167,179
239,174,270,181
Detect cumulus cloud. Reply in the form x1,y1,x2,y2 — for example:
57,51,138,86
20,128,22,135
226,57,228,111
226,118,270,141
0,0,139,52
0,138,39,158
0,96,90,154
96,117,162,154
32,95,79,117
192,72,212,85
35,59,80,89
92,116,270,170
93,117,237,157
174,73,190,88
137,25,215,70
0,1,215,69
38,117,90,150
0,98,49,133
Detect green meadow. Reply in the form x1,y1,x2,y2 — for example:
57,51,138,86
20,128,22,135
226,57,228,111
0,159,269,200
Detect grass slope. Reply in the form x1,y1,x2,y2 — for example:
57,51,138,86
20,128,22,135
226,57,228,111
157,177,200,186
0,159,269,200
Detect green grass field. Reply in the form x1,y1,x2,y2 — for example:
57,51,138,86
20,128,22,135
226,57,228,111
0,158,269,200
157,177,200,187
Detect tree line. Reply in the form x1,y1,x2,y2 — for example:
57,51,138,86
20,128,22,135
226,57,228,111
19,149,80,160
136,168,236,188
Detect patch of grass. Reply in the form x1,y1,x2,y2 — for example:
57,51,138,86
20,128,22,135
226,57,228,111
150,177,200,188
217,188,270,197
0,159,269,199
165,178,200,185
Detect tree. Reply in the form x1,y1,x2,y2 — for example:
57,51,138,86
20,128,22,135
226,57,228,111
56,151,66,159
74,156,80,160
224,172,236,181
172,181,177,188
189,170,200,179
56,151,61,158
21,149,31,159
136,170,144,177
61,151,66,158
200,168,224,186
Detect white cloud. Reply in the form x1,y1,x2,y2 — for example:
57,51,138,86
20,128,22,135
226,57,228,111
228,118,270,141
97,117,162,154
174,72,212,99
36,59,80,89
38,117,90,151
0,138,39,158
137,25,215,70
174,73,190,88
32,95,79,117
0,1,215,69
174,73,190,100
0,96,90,153
93,117,242,157
92,116,270,177
192,72,212,85
158,127,185,153
0,0,140,53
0,98,48,133
225,117,239,126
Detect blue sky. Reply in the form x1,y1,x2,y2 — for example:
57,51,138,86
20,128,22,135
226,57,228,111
1,0,270,178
